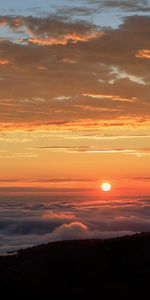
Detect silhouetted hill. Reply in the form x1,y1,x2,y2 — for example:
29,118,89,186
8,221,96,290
1,233,150,297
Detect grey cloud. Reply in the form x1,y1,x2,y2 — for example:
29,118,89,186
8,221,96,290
56,6,97,16
0,212,75,236
0,194,150,253
87,0,150,12
48,221,134,241
102,0,150,12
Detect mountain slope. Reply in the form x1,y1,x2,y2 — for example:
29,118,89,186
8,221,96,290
1,233,150,296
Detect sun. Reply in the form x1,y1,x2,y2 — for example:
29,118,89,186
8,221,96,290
101,182,112,192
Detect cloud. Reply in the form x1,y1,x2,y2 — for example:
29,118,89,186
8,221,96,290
136,49,150,59
0,59,9,65
0,193,150,253
0,152,38,159
0,15,103,45
56,6,97,17
93,0,150,12
0,187,91,194
109,66,147,85
0,177,95,184
83,93,136,102
0,210,75,236
132,177,150,181
53,96,73,101
51,222,89,240
28,32,103,46
49,221,134,241
35,145,150,156
0,15,150,129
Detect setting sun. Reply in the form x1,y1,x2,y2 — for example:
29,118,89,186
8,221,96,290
101,182,112,192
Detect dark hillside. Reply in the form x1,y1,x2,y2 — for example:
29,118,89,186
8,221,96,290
1,233,150,297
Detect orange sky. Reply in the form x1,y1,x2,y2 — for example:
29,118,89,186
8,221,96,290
0,3,150,197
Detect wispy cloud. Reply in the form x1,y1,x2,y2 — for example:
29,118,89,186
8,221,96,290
83,93,136,102
92,0,150,12
109,66,147,85
0,177,95,183
0,152,38,159
35,145,150,156
28,31,103,46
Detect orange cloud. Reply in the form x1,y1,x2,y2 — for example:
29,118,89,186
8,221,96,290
29,31,103,46
0,17,23,28
0,117,149,132
83,94,136,103
136,49,150,59
75,104,119,112
0,59,9,65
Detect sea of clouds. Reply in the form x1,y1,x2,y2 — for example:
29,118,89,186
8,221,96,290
0,191,150,253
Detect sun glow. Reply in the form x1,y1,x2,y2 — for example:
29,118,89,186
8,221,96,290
101,182,112,192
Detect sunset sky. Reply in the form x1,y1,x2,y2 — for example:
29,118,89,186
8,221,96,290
0,0,150,253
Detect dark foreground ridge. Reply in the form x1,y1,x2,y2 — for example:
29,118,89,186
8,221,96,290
1,233,150,297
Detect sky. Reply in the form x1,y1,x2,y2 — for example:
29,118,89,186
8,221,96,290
0,0,150,253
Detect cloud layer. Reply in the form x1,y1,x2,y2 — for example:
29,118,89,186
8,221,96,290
0,14,150,129
0,193,150,253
